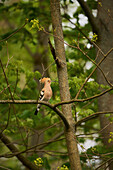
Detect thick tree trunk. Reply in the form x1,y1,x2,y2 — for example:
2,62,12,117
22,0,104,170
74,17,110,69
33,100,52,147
77,0,113,169
96,0,113,169
50,0,81,169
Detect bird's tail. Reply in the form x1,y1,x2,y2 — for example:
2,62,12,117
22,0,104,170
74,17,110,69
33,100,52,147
34,104,41,115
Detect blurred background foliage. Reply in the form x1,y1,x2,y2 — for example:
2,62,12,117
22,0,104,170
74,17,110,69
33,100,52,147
0,0,110,169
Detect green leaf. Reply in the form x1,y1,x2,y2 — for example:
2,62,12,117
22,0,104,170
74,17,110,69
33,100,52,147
42,157,51,170
19,110,31,118
34,70,42,79
27,79,37,89
0,45,2,50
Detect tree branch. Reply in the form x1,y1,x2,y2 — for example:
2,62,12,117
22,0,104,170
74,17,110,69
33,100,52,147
53,86,113,107
0,133,38,170
95,157,113,170
0,20,28,43
0,85,113,109
0,100,69,129
0,86,112,131
75,111,113,127
0,59,27,146
74,45,113,99
0,59,14,101
77,0,99,33
0,136,65,158
0,165,11,170
48,38,64,67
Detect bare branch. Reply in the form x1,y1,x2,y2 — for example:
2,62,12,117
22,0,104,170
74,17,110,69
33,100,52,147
96,157,113,170
0,59,27,146
0,133,38,170
26,149,67,157
0,21,27,43
75,47,113,99
0,165,11,170
0,99,69,129
0,137,65,158
43,26,106,57
0,84,11,94
54,86,113,107
0,85,113,108
41,60,56,78
0,105,11,134
75,111,113,127
48,38,62,67
77,0,99,33
39,121,62,135
0,59,14,101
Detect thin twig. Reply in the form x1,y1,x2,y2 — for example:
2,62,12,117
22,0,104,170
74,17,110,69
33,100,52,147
0,165,11,170
95,157,113,170
0,137,65,158
41,60,55,78
76,139,93,169
0,21,27,43
54,86,113,107
75,46,113,99
0,105,11,134
0,59,27,146
75,111,113,127
0,84,11,94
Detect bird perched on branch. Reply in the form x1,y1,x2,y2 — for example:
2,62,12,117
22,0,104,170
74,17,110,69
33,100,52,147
34,77,52,115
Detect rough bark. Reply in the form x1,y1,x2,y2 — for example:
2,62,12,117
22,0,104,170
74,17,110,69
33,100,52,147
50,0,81,169
77,0,113,169
96,1,113,169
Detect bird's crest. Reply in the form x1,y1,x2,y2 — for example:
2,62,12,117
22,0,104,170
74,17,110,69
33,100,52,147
39,77,51,84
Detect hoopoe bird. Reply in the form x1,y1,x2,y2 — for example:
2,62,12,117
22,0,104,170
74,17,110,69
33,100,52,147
34,77,52,115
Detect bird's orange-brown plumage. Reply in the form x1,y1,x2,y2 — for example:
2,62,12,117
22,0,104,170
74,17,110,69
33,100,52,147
34,77,52,115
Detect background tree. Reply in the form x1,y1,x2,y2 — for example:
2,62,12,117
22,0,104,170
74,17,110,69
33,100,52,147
76,0,113,169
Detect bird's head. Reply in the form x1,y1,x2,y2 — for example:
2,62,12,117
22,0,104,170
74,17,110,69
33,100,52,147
39,77,51,84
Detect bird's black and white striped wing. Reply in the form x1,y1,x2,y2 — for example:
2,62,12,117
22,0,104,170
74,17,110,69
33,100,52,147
34,90,45,115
